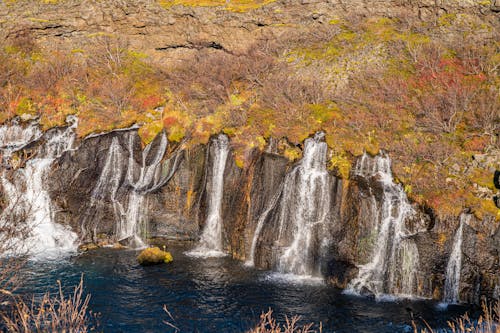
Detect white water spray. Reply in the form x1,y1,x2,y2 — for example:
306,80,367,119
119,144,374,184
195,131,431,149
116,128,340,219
0,119,42,163
187,134,229,258
246,132,333,280
80,136,125,241
442,214,469,304
121,131,180,248
82,131,181,248
0,117,78,257
346,152,420,298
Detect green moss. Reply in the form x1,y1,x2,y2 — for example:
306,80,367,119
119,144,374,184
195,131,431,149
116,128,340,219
470,168,495,191
137,247,173,265
329,150,351,179
309,103,339,123
138,121,164,145
28,18,50,23
438,13,457,27
158,0,276,12
167,125,186,142
284,147,301,161
16,97,36,117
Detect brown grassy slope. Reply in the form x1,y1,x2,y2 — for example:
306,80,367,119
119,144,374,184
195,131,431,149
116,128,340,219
0,2,498,224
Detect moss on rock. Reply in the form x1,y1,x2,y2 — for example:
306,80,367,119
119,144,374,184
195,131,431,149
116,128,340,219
137,247,174,266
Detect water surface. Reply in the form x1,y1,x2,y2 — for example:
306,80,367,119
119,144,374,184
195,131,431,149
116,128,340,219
17,247,473,332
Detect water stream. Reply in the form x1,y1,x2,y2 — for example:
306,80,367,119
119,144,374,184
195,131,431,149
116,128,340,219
246,132,333,279
442,214,469,304
346,153,420,299
0,117,78,256
187,134,229,258
84,131,181,248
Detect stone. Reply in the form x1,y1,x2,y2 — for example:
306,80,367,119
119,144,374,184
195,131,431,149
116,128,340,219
137,247,173,266
78,243,99,252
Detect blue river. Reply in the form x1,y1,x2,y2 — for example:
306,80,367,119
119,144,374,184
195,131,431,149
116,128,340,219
17,246,474,332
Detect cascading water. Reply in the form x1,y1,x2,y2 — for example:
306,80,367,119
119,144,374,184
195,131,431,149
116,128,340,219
246,132,333,279
0,117,78,256
346,152,420,298
275,132,331,277
187,134,229,258
81,130,181,248
80,136,125,241
442,214,469,304
121,131,180,248
0,119,42,163
244,183,284,268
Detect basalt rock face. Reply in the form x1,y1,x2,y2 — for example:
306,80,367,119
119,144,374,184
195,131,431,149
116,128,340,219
50,130,135,243
459,217,500,304
241,151,289,264
48,129,206,245
1,125,498,302
0,1,498,66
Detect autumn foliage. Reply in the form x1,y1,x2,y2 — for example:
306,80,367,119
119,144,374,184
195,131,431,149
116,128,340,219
0,13,498,221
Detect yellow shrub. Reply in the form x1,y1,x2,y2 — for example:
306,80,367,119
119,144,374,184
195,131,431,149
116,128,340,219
137,247,173,265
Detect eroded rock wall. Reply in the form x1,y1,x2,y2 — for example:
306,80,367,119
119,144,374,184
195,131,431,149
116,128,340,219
12,127,499,304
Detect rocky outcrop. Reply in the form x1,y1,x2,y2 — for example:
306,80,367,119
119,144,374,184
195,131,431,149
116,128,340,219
0,0,498,305
0,123,494,302
0,0,498,66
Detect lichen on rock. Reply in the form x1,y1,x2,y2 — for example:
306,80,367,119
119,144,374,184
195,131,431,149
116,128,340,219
137,247,174,265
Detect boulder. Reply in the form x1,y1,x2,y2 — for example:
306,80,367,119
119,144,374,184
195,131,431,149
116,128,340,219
137,247,173,266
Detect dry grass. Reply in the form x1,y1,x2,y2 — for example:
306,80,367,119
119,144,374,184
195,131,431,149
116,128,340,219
246,309,322,333
413,301,500,333
1,276,96,333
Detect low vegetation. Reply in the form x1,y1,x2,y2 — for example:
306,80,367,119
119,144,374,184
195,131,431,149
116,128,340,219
1,277,95,333
137,246,174,265
0,10,498,223
413,301,500,333
158,0,277,12
246,309,321,333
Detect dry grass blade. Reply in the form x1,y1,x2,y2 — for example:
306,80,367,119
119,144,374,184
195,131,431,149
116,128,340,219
162,305,180,332
413,300,500,333
0,275,95,333
247,309,321,333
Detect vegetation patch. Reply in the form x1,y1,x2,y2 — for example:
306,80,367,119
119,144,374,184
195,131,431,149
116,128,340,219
137,247,174,265
0,14,498,222
158,0,276,12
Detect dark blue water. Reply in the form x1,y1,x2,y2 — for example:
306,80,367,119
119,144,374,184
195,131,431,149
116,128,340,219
17,247,473,333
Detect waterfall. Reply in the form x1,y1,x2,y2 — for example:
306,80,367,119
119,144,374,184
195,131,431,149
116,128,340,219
346,152,420,299
275,132,331,277
81,130,181,248
0,117,78,257
442,214,469,304
120,131,180,248
187,134,229,258
244,183,284,267
80,136,125,241
0,119,42,163
246,132,333,279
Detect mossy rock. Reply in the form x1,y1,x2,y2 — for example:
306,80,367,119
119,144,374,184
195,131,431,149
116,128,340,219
78,243,99,252
137,247,173,266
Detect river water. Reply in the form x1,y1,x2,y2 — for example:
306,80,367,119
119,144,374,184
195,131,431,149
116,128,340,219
16,246,473,333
